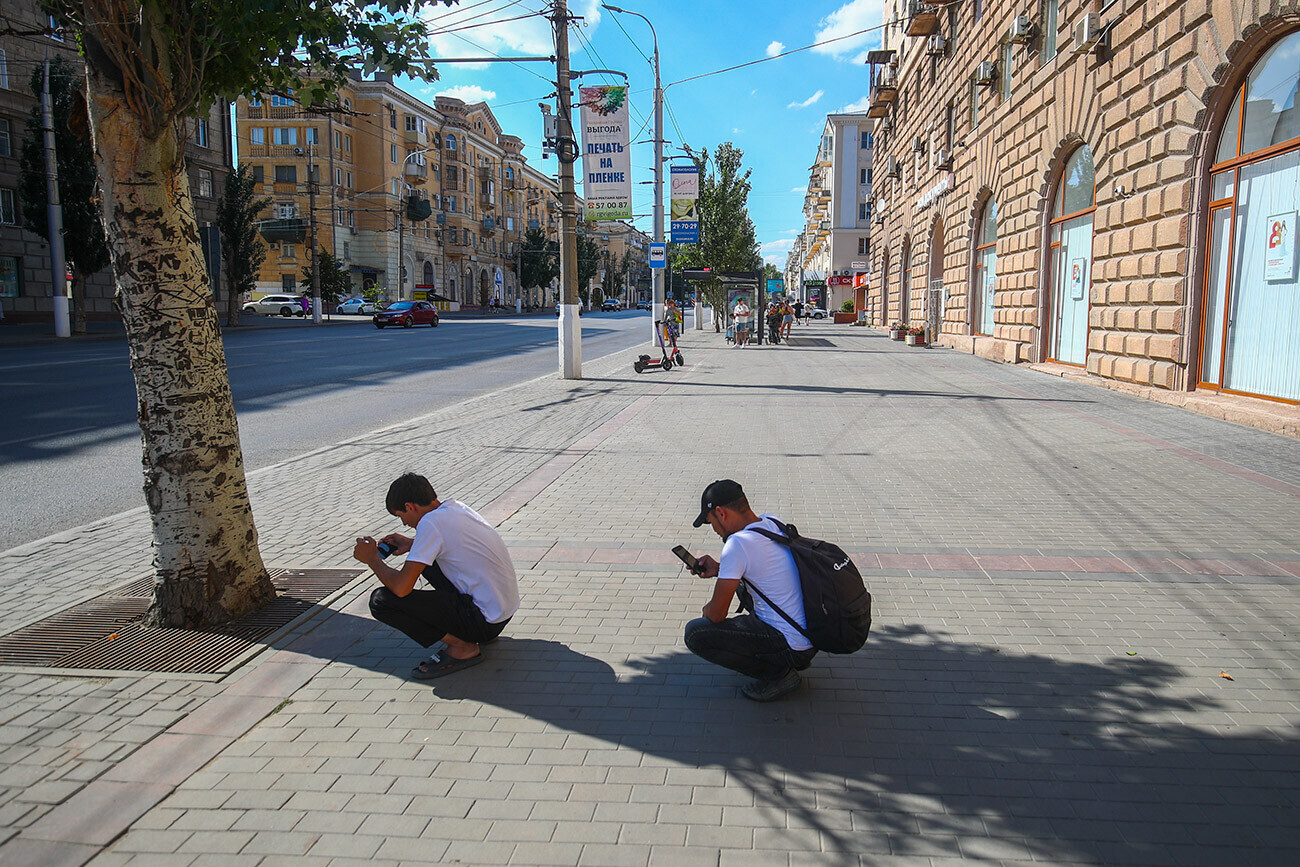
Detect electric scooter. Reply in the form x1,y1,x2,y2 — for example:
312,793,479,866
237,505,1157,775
633,320,684,373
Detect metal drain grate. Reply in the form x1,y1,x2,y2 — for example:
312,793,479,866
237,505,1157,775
0,569,363,674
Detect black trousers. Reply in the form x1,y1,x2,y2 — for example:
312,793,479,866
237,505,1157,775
369,563,509,648
684,614,817,681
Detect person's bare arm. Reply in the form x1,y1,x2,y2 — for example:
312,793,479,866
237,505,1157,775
702,578,739,623
353,536,425,597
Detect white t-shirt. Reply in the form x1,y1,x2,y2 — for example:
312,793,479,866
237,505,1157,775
717,515,811,651
406,500,520,623
733,303,751,326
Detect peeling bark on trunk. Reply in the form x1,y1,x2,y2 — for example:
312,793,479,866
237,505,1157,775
86,68,274,628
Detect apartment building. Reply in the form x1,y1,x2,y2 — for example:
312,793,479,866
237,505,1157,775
868,0,1300,407
0,0,232,322
589,220,651,306
786,114,875,313
235,73,569,308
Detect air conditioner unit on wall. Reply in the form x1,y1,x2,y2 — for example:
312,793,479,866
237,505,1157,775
885,155,900,178
926,34,946,57
1074,13,1105,52
975,61,998,87
912,136,927,155
1008,15,1036,45
932,148,951,170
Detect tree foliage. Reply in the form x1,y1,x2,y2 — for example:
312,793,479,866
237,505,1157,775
215,164,271,327
300,250,352,312
520,225,558,291
18,56,111,334
669,142,762,328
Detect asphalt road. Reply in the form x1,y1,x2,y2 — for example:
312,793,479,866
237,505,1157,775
0,310,660,550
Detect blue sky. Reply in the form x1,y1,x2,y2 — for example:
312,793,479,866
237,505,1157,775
400,0,885,267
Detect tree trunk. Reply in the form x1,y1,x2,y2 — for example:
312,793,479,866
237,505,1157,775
86,70,275,628
225,272,241,328
70,272,87,334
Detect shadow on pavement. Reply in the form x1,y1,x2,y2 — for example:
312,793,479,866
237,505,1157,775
306,615,1298,864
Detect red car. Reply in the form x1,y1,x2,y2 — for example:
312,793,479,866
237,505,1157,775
373,301,439,329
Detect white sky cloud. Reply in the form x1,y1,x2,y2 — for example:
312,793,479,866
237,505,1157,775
811,0,884,62
424,0,600,63
436,85,497,103
761,238,795,261
766,40,785,57
790,186,806,193
787,89,824,110
838,95,872,113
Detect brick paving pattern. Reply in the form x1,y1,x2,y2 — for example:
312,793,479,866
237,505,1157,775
1,323,1297,865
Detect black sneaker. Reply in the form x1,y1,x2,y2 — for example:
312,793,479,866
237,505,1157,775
740,670,802,702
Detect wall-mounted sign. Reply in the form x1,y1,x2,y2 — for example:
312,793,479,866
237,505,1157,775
579,86,632,221
1265,211,1296,281
670,165,699,243
828,275,854,286
850,260,868,269
915,173,955,211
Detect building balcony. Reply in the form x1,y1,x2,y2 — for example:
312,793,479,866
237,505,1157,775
867,83,897,117
481,217,497,232
905,2,941,37
258,218,308,243
404,162,428,184
404,128,423,145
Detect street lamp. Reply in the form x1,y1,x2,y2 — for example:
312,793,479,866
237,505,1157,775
602,4,664,344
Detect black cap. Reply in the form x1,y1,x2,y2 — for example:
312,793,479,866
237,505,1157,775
693,479,745,527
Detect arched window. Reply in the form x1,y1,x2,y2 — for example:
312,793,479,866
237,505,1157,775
1046,145,1095,365
445,134,457,151
422,260,434,286
973,199,997,335
1200,30,1300,402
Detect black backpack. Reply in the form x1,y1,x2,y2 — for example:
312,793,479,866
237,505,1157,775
738,519,872,654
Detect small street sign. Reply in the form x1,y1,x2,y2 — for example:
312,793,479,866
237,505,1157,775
649,243,666,269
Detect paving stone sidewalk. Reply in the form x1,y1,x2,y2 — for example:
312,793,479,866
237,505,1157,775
1,322,1298,866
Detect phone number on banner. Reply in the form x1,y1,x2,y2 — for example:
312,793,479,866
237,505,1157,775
585,201,632,219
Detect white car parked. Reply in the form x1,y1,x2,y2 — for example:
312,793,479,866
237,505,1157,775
243,293,307,317
336,297,376,315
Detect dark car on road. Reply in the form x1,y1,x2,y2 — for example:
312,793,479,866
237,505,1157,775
374,301,439,329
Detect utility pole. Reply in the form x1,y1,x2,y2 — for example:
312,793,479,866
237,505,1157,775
307,141,322,323
41,55,70,338
553,0,581,378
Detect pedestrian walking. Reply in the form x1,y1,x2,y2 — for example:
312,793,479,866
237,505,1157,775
793,300,803,325
781,300,794,340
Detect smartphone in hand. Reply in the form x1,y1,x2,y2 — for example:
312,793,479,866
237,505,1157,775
672,545,704,575
377,541,398,559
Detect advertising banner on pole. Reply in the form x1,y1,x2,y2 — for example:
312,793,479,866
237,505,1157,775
579,86,632,221
670,165,699,243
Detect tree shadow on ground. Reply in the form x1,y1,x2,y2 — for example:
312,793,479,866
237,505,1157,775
313,617,1299,865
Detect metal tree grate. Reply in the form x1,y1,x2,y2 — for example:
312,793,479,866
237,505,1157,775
0,568,363,674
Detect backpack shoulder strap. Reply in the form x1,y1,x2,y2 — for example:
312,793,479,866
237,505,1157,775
738,578,811,641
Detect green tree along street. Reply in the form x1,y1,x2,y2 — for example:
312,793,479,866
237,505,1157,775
520,226,559,299
216,164,271,329
18,57,111,336
669,143,762,330
46,0,454,629
300,251,351,316
576,229,602,306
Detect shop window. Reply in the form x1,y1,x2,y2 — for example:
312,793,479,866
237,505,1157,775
1200,30,1300,402
1046,145,1095,365
973,199,997,335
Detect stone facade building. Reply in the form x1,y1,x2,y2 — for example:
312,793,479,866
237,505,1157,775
786,114,876,313
0,0,232,322
868,0,1300,407
235,73,571,309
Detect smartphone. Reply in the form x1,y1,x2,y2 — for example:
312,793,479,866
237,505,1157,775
377,541,398,559
671,545,702,574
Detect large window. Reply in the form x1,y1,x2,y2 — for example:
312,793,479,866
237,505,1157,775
1047,146,1095,365
0,188,16,224
0,256,19,298
274,165,296,184
1041,0,1059,62
272,127,296,146
973,199,997,335
1200,30,1300,402
0,118,13,156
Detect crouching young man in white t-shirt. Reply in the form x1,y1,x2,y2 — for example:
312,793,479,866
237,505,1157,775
684,479,817,702
353,473,520,680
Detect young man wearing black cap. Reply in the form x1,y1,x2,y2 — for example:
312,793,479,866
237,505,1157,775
684,479,817,701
